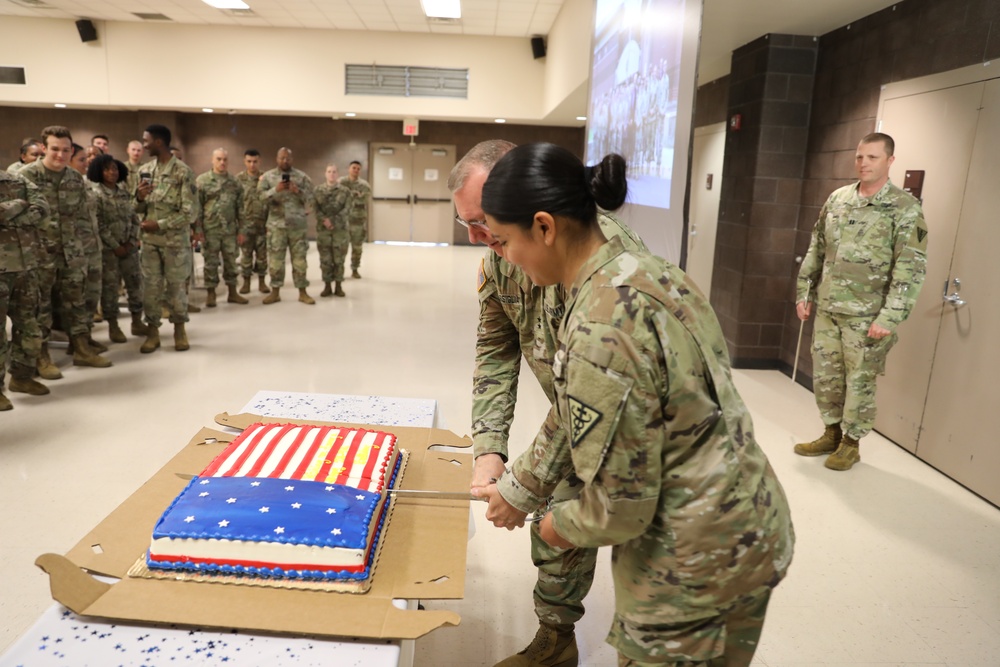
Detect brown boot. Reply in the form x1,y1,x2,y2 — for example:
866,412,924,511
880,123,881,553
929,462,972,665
131,312,149,336
263,287,281,305
320,282,333,297
794,423,841,457
140,327,160,354
298,288,315,305
239,275,251,294
9,375,49,396
72,335,113,368
494,623,578,667
187,301,201,313
0,391,11,411
206,289,217,308
352,269,361,279
825,435,861,471
334,281,345,297
227,284,249,304
88,335,108,353
108,319,127,343
258,275,270,294
174,323,190,351
36,343,63,380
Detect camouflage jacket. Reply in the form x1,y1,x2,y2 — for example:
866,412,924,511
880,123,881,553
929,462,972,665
473,213,648,511
797,180,928,330
124,161,145,197
337,176,371,224
94,182,139,250
19,161,90,269
134,156,198,248
0,170,48,273
259,168,314,229
6,160,28,175
542,236,794,635
236,171,267,227
196,170,243,233
313,183,350,232
79,183,101,254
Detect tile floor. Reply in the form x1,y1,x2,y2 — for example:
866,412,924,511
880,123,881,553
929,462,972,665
1,243,998,666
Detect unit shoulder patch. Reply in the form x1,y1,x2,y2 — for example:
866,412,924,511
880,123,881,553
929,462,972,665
477,257,487,292
568,396,602,447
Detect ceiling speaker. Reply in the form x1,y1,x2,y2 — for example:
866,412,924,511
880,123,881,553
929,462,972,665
76,19,98,43
531,36,546,60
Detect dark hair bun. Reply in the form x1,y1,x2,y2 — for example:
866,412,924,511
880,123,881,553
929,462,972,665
586,153,627,211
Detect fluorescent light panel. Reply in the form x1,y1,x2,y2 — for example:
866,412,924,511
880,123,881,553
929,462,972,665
421,0,461,19
202,0,249,9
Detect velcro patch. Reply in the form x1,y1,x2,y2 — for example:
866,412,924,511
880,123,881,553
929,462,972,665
568,396,602,447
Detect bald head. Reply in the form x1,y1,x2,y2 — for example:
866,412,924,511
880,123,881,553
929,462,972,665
212,148,229,174
276,147,293,172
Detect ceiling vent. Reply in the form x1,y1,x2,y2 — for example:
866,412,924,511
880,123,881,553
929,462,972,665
224,8,258,17
133,12,173,21
427,17,461,25
346,64,468,99
0,66,27,85
10,0,55,8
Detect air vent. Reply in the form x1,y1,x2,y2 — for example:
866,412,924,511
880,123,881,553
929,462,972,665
133,12,173,21
224,8,258,17
10,0,54,8
427,17,460,25
0,66,27,85
346,64,468,99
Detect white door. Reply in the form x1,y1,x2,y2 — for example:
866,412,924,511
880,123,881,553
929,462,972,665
685,122,725,294
369,143,456,244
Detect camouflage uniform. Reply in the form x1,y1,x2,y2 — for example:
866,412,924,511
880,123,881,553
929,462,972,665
80,184,103,328
7,161,28,175
124,161,145,200
796,180,928,441
338,176,371,271
475,214,647,630
134,156,197,327
312,182,350,284
236,170,267,279
258,168,314,289
532,236,794,663
0,171,47,384
19,161,91,339
196,170,243,290
94,182,143,320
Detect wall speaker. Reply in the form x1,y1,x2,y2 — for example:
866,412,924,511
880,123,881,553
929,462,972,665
76,19,98,43
531,36,546,60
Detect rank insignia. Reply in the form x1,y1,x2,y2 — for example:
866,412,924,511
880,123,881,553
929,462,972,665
568,396,602,446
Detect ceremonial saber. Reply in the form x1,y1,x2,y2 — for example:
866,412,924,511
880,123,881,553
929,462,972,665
792,317,805,384
389,489,485,502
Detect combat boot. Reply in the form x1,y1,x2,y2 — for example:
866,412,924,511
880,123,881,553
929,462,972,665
206,289,217,308
140,327,160,354
258,275,270,294
320,282,333,297
793,423,841,457
494,623,578,667
131,312,149,336
825,435,861,471
298,288,315,305
9,375,49,396
36,343,63,380
334,281,345,297
227,284,248,305
0,391,11,411
239,275,251,294
352,269,361,279
263,287,281,305
108,319,127,344
88,335,108,353
72,335,113,368
174,323,190,351
188,301,202,313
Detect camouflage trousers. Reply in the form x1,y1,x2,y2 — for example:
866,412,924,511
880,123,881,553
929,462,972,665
101,248,143,320
83,242,102,327
348,223,366,270
37,260,89,338
240,222,267,278
267,226,309,289
530,477,598,627
0,269,42,382
317,227,349,283
203,224,240,289
812,310,897,441
613,586,771,666
142,243,191,327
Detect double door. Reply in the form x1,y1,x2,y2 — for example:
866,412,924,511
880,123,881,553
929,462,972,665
369,142,456,244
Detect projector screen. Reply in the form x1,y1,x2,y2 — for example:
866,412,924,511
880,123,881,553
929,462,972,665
585,0,703,263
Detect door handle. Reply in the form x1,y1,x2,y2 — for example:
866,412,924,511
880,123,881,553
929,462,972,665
942,278,966,307
413,194,419,204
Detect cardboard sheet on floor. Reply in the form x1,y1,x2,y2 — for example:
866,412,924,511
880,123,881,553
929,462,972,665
36,414,473,640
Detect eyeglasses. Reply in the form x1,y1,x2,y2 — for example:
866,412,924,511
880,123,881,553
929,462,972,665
455,215,489,230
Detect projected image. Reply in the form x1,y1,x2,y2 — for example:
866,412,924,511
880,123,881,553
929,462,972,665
586,0,685,209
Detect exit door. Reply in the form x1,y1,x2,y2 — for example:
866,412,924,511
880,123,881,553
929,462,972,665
369,143,456,243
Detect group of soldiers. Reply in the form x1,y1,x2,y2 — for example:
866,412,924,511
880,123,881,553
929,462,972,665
0,124,372,411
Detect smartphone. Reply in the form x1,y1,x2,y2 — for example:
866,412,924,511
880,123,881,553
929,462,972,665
140,173,151,184
281,173,290,183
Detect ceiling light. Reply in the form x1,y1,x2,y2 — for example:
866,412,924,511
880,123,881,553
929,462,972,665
494,118,506,123
202,108,214,113
576,116,587,121
345,112,357,117
54,103,67,108
202,0,249,9
421,0,461,19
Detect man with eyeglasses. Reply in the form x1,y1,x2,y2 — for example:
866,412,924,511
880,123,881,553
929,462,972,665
448,140,647,667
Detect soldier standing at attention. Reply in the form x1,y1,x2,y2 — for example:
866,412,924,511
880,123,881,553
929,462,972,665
21,126,112,371
794,133,928,471
313,164,349,298
125,140,145,194
339,160,370,279
0,168,50,409
196,148,247,308
7,139,44,175
134,124,197,353
481,143,795,667
258,147,315,305
70,143,107,353
236,149,269,295
451,140,647,667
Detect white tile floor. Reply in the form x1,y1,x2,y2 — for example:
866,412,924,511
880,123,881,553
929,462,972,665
1,243,998,666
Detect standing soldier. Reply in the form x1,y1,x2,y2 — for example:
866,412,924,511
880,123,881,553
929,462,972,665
236,149,269,295
258,147,315,305
313,164,348,298
338,160,370,279
134,124,197,353
124,140,145,194
0,169,50,409
70,143,107,353
21,126,112,371
7,139,44,175
196,148,247,308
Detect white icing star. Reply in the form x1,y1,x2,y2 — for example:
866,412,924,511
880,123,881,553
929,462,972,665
326,508,337,514
218,520,229,527
291,502,301,509
285,485,295,491
259,506,269,513
325,486,334,491
198,492,209,497
331,528,342,535
250,481,261,487
274,526,285,534
226,497,237,504
356,494,365,500
199,480,210,485
184,516,195,523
